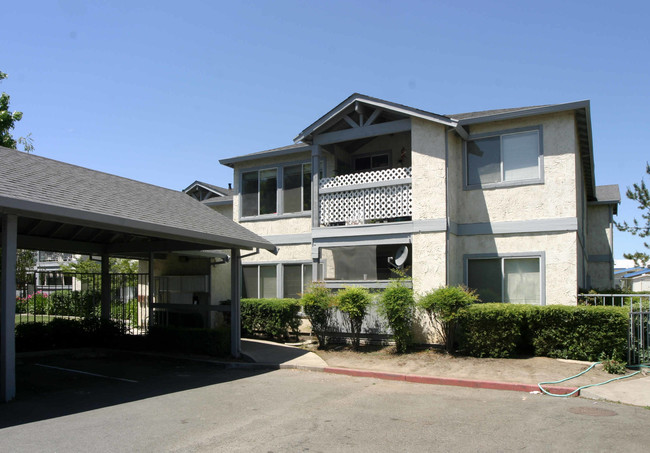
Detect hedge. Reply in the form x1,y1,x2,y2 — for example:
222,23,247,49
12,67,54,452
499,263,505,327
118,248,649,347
457,303,534,358
15,318,122,352
240,298,301,340
457,304,629,361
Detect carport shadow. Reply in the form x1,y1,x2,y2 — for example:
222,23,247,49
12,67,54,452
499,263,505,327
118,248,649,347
0,350,272,429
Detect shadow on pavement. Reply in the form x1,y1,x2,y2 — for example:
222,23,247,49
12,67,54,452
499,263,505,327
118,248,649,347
0,350,271,429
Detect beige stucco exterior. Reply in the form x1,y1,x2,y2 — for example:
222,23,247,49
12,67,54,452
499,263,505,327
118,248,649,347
411,118,447,220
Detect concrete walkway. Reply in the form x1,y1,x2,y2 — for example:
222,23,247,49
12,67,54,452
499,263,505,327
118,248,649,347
581,374,650,407
241,338,327,369
239,339,650,407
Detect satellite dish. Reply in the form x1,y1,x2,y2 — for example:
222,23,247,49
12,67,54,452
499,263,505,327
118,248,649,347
388,246,409,269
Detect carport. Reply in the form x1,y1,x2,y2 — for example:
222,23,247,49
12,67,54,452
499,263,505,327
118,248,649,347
0,146,276,402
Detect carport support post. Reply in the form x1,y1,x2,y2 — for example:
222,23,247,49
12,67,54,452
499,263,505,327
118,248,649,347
1,214,18,402
230,248,241,358
101,254,111,321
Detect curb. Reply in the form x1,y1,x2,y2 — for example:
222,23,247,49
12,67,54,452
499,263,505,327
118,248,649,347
322,366,580,396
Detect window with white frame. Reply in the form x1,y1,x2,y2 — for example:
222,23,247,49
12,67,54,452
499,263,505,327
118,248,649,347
241,163,312,218
467,256,541,304
466,129,541,187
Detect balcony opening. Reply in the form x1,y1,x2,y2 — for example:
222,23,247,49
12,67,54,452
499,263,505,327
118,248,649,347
321,244,412,285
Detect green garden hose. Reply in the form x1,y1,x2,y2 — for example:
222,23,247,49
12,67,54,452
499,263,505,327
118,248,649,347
538,363,650,397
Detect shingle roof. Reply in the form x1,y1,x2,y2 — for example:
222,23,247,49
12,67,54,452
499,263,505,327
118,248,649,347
0,146,274,252
183,180,233,196
220,143,310,167
447,105,552,121
594,185,621,204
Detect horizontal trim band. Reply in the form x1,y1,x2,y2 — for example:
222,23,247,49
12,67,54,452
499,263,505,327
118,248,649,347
264,233,312,245
319,178,411,194
588,254,613,263
452,217,578,236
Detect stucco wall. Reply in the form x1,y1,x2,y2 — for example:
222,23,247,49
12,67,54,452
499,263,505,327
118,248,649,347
238,216,312,237
411,118,447,220
411,231,446,295
454,111,579,224
455,232,578,305
241,244,312,264
211,204,233,220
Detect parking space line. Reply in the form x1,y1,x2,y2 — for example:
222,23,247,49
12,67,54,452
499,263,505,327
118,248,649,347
35,364,139,383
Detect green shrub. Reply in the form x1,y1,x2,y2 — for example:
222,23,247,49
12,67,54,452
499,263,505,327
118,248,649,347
528,305,628,361
378,281,415,353
301,283,335,348
240,298,301,340
336,287,373,350
147,325,231,357
15,317,122,352
456,304,629,361
419,285,478,352
599,349,627,374
457,303,533,357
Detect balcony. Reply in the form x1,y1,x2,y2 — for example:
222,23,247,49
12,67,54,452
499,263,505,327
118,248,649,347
318,167,412,226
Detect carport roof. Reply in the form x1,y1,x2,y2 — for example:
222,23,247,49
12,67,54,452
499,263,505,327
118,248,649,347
0,146,276,257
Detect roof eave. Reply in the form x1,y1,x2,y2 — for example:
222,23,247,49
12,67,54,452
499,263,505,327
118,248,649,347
219,144,311,168
0,196,276,253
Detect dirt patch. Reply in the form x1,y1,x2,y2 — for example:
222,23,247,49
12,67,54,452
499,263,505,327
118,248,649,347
310,344,641,386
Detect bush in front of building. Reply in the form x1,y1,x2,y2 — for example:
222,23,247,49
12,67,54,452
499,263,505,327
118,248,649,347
456,304,629,361
457,303,534,358
528,305,628,361
419,285,478,352
240,298,301,340
336,287,373,350
301,283,336,349
378,280,415,353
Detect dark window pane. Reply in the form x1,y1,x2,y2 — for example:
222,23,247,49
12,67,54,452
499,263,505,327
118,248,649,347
242,172,259,217
283,264,302,299
283,165,302,213
303,164,311,211
260,265,277,298
467,137,501,185
242,266,258,298
468,259,502,302
371,154,389,169
259,169,277,215
355,156,371,171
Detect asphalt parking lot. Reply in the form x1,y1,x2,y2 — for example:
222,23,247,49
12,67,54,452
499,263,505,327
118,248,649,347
2,351,650,452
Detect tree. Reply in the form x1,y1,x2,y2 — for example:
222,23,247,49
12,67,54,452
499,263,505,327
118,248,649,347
60,256,139,275
616,163,650,267
0,71,23,149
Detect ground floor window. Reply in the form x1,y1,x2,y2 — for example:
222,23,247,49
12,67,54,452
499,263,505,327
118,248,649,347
242,263,313,299
467,256,541,304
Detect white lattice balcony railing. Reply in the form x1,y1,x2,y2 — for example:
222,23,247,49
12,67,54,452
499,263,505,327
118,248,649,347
319,167,412,226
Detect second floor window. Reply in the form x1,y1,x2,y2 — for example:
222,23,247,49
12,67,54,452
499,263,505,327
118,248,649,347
466,129,540,187
242,169,278,216
241,163,311,218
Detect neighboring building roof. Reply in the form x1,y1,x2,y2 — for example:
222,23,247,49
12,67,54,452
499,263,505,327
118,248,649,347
183,180,233,196
0,146,275,254
183,180,234,205
590,184,621,214
622,268,650,278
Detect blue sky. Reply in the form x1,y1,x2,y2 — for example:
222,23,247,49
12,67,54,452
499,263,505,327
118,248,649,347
2,0,649,260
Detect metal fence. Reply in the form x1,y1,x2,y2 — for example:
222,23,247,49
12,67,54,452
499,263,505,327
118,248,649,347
579,293,650,365
15,271,150,335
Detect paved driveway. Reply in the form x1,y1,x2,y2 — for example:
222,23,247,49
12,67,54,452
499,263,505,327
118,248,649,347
2,351,650,452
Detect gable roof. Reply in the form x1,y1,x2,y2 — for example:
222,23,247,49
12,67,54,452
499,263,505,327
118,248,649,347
293,93,456,144
219,95,597,199
0,146,275,254
183,180,232,196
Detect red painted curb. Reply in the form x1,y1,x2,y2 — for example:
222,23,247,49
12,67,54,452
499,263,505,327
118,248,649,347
323,367,579,396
